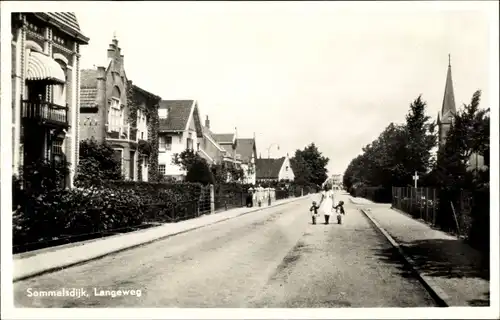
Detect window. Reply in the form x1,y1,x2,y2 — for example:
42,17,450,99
113,149,123,173
197,142,200,151
186,137,193,150
159,135,172,151
129,150,135,180
158,164,166,175
52,139,64,162
158,108,168,119
286,166,289,171
141,132,144,140
108,98,123,130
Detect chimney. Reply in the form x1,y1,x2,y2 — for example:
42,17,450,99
234,127,238,139
205,115,210,129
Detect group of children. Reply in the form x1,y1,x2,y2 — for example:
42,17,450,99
309,199,345,225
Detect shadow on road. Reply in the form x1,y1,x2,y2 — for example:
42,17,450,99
468,291,490,306
371,247,417,279
398,239,490,281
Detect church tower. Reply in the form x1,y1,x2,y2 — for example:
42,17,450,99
437,54,456,147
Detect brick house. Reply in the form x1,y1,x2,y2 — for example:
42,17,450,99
255,154,295,184
157,100,203,180
79,37,160,181
11,12,89,188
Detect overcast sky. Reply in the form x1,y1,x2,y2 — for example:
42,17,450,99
14,1,496,174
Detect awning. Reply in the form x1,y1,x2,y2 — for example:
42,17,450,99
26,51,66,84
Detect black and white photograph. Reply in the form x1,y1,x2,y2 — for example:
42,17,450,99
0,1,498,319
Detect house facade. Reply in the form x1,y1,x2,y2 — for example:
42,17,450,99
127,83,161,182
79,37,159,181
157,100,203,180
255,154,295,184
199,115,225,165
235,137,257,184
213,129,242,169
11,12,89,188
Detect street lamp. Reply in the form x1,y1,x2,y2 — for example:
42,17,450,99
267,143,280,159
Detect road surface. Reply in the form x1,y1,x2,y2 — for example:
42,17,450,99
14,192,437,307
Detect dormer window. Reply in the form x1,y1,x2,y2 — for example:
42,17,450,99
159,108,168,119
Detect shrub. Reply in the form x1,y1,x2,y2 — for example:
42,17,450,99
186,158,215,185
74,139,123,187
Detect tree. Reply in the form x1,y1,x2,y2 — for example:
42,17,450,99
172,149,201,172
211,163,229,184
75,138,123,187
290,154,312,185
402,95,437,184
185,157,215,185
294,143,329,186
229,166,245,182
433,90,489,189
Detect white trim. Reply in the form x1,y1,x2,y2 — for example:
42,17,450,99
199,148,214,163
183,100,197,132
203,132,225,152
53,52,69,65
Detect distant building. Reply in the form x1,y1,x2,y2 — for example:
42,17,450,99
436,56,487,172
11,12,89,188
157,100,203,180
235,136,257,185
255,154,295,183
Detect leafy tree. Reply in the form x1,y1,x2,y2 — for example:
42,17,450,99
290,154,312,185
185,158,215,185
433,90,489,189
294,143,329,186
172,149,201,172
229,166,245,182
211,163,229,184
75,139,122,187
402,95,437,184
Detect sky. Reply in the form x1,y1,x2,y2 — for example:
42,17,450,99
18,2,498,175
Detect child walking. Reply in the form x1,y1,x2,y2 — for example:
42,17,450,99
334,200,345,224
310,201,320,225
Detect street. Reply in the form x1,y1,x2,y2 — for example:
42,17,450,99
14,192,437,308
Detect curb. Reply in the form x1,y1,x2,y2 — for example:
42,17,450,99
359,208,451,307
14,195,312,282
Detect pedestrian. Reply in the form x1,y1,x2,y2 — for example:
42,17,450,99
334,200,345,224
310,201,320,225
319,185,335,224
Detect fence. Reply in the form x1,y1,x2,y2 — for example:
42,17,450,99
392,186,479,238
392,186,438,226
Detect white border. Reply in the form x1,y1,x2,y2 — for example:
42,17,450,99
1,1,499,319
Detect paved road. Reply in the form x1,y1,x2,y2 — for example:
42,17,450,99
14,193,437,307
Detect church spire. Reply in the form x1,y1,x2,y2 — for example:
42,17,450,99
441,54,456,121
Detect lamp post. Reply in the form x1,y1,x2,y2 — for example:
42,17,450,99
266,143,280,159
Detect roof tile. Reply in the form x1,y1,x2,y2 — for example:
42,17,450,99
80,87,98,108
256,157,285,179
159,100,194,131
235,138,255,163
80,69,99,88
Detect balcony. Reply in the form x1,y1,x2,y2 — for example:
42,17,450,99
21,100,68,128
106,124,138,143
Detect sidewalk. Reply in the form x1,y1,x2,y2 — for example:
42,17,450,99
13,194,312,282
357,197,490,307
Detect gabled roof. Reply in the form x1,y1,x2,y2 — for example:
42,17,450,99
213,133,235,144
159,100,203,137
132,84,161,102
80,69,99,88
79,69,99,108
159,100,194,131
235,138,256,163
33,13,89,44
202,126,225,152
256,157,285,179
